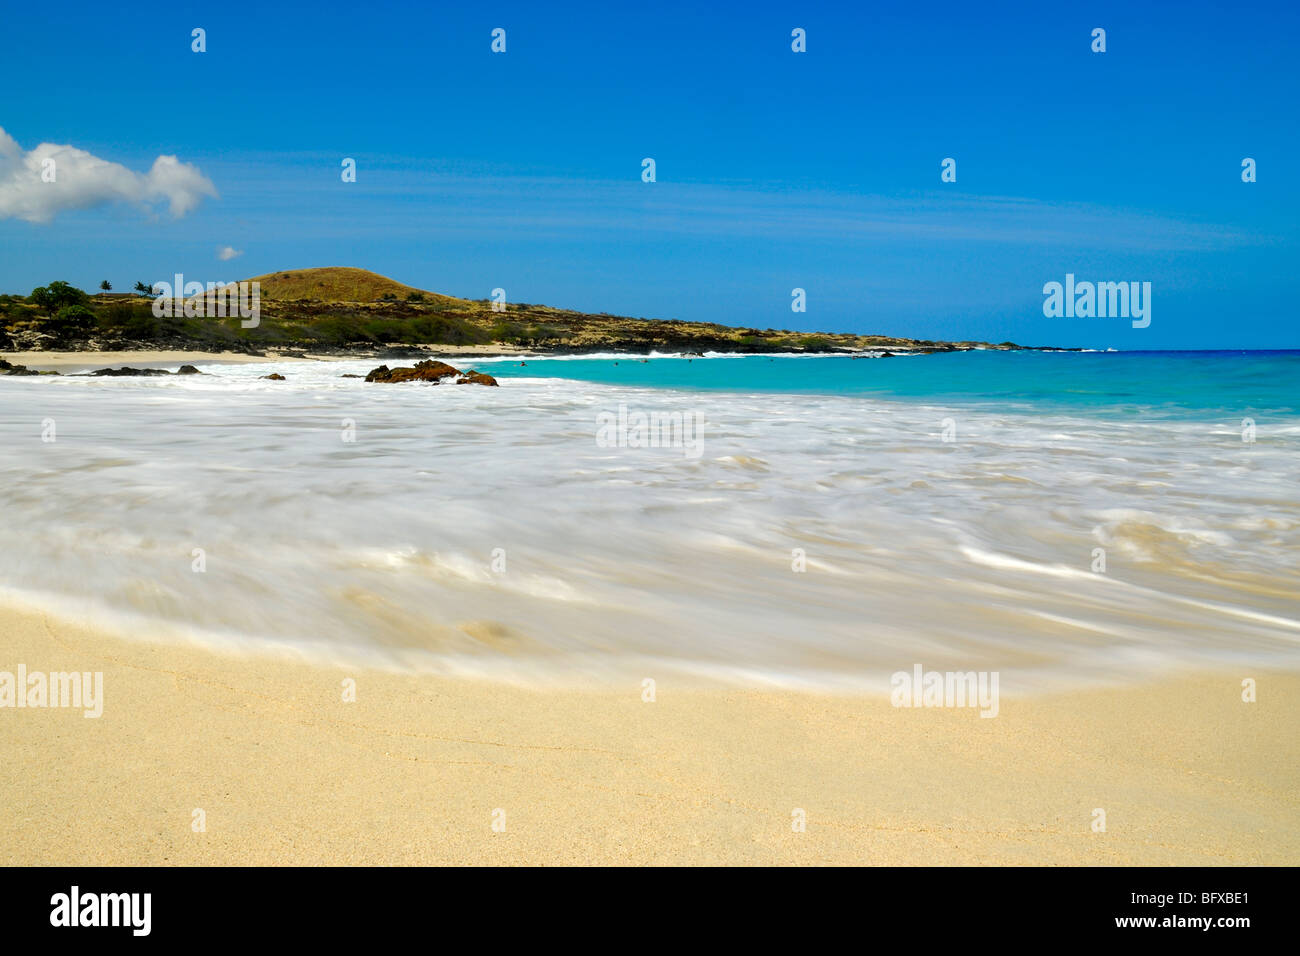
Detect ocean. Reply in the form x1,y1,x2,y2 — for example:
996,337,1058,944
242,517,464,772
2,349,1297,690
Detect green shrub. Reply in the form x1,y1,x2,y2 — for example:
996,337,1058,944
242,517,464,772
100,300,152,329
30,281,88,316
796,335,832,350
121,311,162,340
44,304,97,340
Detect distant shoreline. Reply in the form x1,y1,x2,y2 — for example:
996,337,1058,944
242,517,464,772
7,347,1299,376
0,343,1061,375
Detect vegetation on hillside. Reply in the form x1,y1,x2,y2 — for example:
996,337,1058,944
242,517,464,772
2,267,1021,354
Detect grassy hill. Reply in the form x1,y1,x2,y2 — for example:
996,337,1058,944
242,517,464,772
237,267,462,306
3,268,1024,354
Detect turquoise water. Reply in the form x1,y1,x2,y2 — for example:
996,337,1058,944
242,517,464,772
475,350,1300,418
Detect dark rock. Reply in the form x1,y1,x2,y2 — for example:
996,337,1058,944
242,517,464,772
340,374,363,378
0,359,39,376
454,371,498,386
91,367,172,376
365,360,462,383
261,373,286,380
177,365,201,374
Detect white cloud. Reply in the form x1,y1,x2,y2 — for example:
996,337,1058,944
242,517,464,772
217,246,243,261
0,126,217,224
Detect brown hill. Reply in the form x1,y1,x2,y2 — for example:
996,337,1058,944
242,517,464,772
231,267,461,305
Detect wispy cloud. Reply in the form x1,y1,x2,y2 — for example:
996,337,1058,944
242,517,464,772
0,127,217,224
193,157,1262,253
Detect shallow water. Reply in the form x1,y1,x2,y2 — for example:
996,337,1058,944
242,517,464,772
1,351,1297,690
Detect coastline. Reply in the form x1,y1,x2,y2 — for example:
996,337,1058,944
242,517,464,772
2,345,535,373
3,604,1296,866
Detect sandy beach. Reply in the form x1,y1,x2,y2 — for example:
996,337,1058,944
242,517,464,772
2,604,1295,866
4,350,313,372
4,345,533,373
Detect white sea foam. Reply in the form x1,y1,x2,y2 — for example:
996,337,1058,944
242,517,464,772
2,358,1297,690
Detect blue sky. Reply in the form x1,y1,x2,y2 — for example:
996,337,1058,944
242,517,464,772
1,0,1296,348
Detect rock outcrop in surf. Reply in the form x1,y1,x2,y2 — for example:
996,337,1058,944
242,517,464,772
364,360,498,386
